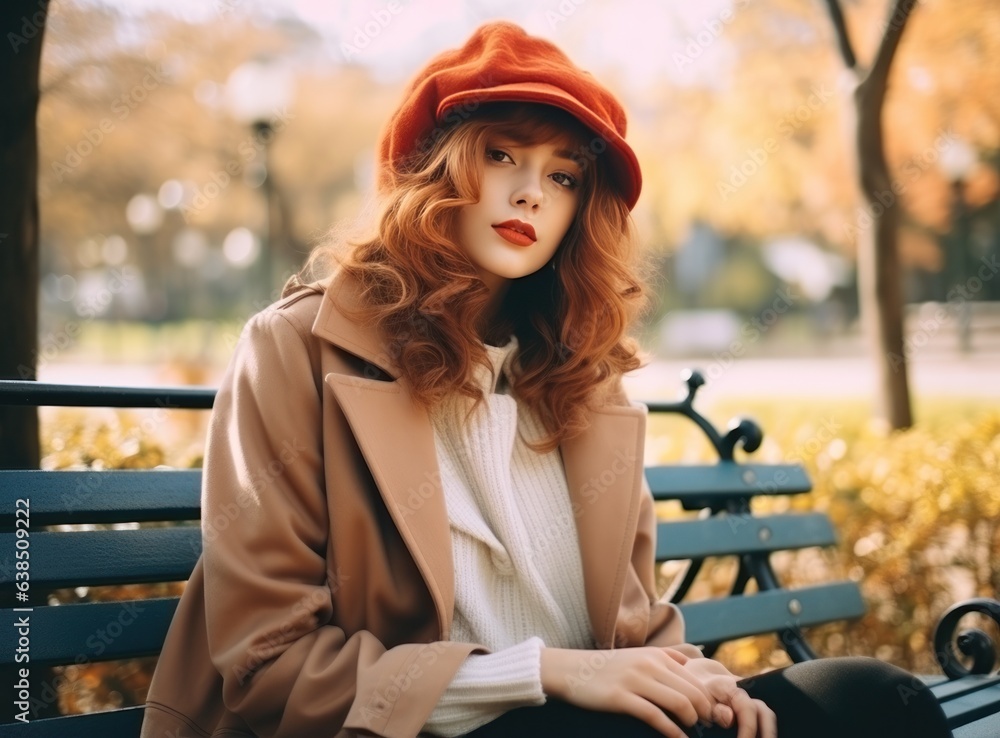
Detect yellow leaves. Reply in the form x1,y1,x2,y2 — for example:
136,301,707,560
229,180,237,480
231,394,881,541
729,640,761,673
40,407,202,470
853,530,885,558
650,398,1000,676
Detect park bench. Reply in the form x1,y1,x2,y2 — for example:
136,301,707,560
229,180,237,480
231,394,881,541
1,372,998,737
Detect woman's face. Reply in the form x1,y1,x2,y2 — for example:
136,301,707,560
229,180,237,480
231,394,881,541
456,134,583,293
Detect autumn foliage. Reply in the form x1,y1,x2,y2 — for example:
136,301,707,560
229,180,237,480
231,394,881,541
650,398,1000,677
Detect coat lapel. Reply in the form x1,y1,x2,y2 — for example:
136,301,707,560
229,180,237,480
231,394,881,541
324,372,456,639
559,404,647,648
311,270,647,649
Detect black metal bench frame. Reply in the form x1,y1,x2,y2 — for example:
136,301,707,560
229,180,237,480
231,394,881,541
1,372,998,736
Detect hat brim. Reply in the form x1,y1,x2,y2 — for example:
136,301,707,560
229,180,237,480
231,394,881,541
437,82,641,210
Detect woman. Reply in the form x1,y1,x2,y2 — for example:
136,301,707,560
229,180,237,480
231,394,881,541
140,21,951,738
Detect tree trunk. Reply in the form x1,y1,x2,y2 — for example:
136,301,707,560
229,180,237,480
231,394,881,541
855,75,912,429
825,0,916,429
0,1,48,469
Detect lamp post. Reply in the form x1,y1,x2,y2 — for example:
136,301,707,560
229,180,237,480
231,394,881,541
125,193,165,321
938,137,977,353
224,58,293,304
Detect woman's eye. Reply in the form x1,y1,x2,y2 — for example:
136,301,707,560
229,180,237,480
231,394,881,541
487,149,512,163
551,172,578,189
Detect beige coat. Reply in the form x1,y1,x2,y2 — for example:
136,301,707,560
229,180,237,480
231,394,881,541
139,268,684,738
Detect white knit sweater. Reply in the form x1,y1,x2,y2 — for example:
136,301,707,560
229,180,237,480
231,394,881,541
422,334,596,737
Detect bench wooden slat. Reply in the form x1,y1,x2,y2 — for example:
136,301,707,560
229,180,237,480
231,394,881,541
0,470,202,528
647,462,812,509
2,598,179,667
0,529,201,588
656,512,836,560
952,710,1000,738
925,675,1000,730
0,380,215,409
4,704,145,736
926,673,1000,701
678,582,865,645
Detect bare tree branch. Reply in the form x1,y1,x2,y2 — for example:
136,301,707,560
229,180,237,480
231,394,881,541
857,0,918,209
867,0,919,91
822,0,859,71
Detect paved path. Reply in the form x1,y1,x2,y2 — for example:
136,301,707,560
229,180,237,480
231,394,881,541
38,353,999,404
624,353,1000,403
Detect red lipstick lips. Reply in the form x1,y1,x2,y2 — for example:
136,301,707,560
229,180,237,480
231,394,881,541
493,220,536,247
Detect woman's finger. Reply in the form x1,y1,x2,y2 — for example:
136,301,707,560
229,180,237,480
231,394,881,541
636,677,707,728
729,687,760,738
658,654,716,721
619,693,689,738
754,698,778,738
661,661,719,722
712,702,735,728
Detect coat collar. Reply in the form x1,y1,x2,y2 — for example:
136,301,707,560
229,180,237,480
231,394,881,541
310,268,648,649
311,268,404,378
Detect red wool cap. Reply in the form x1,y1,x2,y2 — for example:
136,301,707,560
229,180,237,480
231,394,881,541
375,20,642,210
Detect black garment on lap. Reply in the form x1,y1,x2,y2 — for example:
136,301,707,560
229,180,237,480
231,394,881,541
459,656,952,738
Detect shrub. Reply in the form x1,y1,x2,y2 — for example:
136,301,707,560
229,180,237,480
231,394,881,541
649,398,1000,676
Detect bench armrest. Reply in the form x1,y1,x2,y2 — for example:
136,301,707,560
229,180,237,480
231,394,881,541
934,597,1000,680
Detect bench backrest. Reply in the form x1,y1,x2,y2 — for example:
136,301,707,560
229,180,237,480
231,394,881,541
643,370,864,655
0,373,865,733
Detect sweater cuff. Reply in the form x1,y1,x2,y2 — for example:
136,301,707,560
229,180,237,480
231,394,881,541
422,636,547,736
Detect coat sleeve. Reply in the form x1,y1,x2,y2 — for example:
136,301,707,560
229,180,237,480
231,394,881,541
201,307,479,738
605,376,686,648
634,473,686,647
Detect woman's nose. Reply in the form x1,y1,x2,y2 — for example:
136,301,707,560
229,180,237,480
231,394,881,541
511,176,544,209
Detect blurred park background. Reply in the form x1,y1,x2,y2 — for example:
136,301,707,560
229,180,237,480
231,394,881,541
2,0,1000,719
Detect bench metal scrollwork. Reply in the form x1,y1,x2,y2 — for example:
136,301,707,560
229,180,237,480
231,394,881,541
933,597,1000,679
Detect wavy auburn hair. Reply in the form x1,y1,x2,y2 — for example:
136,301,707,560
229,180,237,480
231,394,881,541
288,102,654,453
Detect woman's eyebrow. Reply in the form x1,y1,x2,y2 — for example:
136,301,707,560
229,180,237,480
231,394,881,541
491,138,582,169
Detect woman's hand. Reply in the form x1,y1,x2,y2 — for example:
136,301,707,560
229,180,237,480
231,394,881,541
679,655,777,738
540,646,740,738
